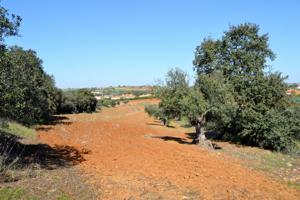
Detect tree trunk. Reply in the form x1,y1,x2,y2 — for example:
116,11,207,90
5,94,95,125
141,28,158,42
162,118,168,126
193,122,206,144
192,116,213,149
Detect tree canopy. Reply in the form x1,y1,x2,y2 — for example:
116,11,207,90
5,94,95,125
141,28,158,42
149,68,189,125
153,23,300,152
0,47,58,124
57,89,98,114
0,5,21,52
0,4,97,125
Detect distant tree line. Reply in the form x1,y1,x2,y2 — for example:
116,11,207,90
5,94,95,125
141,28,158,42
96,95,153,109
0,5,97,125
146,23,300,152
56,89,98,114
93,87,151,97
97,98,121,108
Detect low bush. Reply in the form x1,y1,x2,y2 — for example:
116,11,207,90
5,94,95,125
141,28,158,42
57,89,97,114
97,98,120,108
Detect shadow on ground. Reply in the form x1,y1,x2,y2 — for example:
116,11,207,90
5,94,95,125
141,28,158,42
147,120,175,128
35,116,72,132
0,130,86,171
43,115,72,126
185,132,222,149
147,123,175,128
151,132,222,149
151,135,193,145
185,131,221,140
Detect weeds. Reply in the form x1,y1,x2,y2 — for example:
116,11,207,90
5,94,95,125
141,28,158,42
58,194,71,200
0,133,24,183
1,121,36,138
0,187,25,200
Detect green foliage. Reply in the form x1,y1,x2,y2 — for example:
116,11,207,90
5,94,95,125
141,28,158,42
155,23,299,152
0,5,21,51
0,121,36,138
198,71,237,129
230,108,298,152
0,187,25,200
0,47,58,125
155,68,189,121
146,68,190,126
145,104,160,117
144,104,168,125
0,118,8,128
0,6,60,125
192,23,299,152
181,87,207,125
290,95,300,105
98,96,153,108
94,87,150,97
131,90,147,96
194,23,275,78
57,89,97,114
58,194,71,200
121,96,153,101
97,98,119,108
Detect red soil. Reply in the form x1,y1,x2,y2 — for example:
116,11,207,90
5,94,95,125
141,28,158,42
38,99,300,200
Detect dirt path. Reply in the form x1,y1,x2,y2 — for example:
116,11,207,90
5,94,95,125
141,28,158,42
38,99,300,200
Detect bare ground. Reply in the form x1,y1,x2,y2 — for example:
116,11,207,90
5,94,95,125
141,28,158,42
38,99,300,200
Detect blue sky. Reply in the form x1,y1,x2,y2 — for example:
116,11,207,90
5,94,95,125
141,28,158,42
2,0,300,88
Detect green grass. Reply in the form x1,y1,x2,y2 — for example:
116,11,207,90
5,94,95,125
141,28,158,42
0,123,37,200
0,187,25,200
0,121,36,138
57,194,71,200
0,188,72,200
138,102,155,107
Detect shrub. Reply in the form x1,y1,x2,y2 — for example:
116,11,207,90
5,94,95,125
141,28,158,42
97,98,119,108
0,47,58,125
57,89,97,114
145,104,169,126
192,23,299,152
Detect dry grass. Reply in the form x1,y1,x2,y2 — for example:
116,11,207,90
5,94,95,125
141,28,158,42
0,122,99,200
215,141,300,191
2,167,98,200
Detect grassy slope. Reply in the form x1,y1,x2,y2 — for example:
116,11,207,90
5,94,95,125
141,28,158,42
0,122,97,200
0,121,36,138
0,122,38,200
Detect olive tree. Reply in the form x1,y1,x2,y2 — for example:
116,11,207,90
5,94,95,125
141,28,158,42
193,23,299,151
0,3,21,126
181,71,237,144
151,68,189,126
0,4,21,52
153,23,299,152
